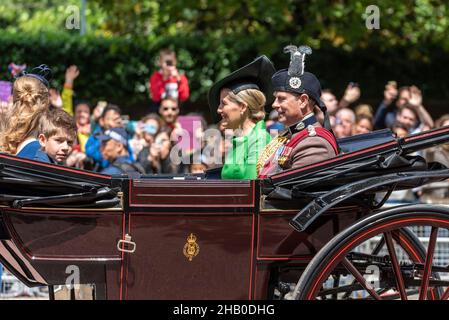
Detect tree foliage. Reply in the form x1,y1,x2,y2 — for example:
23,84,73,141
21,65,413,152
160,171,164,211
1,0,449,118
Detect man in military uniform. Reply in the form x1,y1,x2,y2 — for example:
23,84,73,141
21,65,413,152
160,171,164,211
257,45,339,178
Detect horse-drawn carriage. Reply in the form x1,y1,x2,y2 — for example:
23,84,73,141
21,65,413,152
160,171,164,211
1,125,449,300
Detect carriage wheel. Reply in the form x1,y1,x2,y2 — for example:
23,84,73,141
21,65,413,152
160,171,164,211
294,204,449,300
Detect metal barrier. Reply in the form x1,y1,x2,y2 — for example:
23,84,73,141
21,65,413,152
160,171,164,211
0,268,48,299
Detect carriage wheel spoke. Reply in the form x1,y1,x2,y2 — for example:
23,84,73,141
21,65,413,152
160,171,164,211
332,274,340,300
342,258,381,300
342,235,386,299
372,234,385,255
441,287,449,300
384,232,407,300
419,227,438,300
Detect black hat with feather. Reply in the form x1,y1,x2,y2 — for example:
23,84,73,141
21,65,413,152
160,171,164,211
271,45,331,129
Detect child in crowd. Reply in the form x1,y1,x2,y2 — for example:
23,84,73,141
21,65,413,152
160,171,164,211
391,121,409,138
34,107,77,164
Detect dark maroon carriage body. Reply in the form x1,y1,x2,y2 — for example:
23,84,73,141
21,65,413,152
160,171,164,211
0,125,448,299
0,175,366,299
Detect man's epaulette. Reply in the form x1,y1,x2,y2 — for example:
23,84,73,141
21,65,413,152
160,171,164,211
307,125,317,137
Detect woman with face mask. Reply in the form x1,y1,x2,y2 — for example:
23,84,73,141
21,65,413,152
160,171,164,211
136,113,161,174
208,56,275,179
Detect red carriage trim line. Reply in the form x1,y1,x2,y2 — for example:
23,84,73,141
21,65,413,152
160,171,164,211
0,153,112,180
272,124,449,180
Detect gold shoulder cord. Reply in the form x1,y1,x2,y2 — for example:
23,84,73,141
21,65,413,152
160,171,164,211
256,136,289,174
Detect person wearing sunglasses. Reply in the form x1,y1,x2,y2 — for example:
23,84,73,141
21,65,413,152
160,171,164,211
158,96,180,133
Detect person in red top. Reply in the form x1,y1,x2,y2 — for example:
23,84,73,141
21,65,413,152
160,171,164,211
149,48,190,106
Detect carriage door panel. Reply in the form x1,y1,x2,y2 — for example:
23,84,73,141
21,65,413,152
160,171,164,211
0,207,124,300
126,179,257,299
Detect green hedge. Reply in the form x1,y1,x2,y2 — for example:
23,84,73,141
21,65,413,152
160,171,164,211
0,32,153,114
1,32,449,121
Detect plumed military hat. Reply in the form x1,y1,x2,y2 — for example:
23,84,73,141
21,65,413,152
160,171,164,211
271,45,331,129
208,55,276,122
271,45,325,107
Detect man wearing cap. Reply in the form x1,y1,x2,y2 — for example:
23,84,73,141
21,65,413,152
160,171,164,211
257,45,339,178
99,128,144,175
86,103,136,172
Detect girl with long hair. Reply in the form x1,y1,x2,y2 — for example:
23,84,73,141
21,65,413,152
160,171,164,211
0,65,51,158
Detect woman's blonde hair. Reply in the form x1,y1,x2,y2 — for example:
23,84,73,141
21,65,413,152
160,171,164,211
0,76,49,154
227,88,266,122
355,104,374,119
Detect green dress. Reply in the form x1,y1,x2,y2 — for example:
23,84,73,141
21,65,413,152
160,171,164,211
221,120,271,180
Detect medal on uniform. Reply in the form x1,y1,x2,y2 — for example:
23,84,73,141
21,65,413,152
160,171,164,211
256,136,288,174
278,145,292,166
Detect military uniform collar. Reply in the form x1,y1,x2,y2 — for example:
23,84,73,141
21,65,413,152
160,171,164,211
285,113,317,136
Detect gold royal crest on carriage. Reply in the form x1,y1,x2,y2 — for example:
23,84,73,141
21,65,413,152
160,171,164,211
183,233,200,261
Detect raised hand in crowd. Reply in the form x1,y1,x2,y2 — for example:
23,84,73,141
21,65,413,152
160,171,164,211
65,65,80,87
59,65,81,116
339,82,361,108
407,85,434,131
92,101,107,123
49,88,63,108
383,81,398,106
408,85,422,107
374,81,407,130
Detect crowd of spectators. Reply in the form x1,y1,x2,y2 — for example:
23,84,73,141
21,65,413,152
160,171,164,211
318,79,449,204
0,49,448,203
321,81,437,140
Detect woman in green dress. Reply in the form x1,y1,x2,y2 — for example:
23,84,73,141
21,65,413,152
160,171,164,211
208,56,276,179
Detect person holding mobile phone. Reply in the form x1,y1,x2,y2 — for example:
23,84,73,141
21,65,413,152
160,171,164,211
136,113,161,174
149,48,190,108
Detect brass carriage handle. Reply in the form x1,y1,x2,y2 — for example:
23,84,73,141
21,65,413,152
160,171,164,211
117,234,136,253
